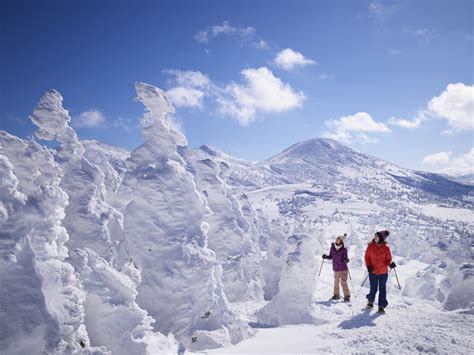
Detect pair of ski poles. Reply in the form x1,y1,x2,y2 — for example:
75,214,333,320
358,266,402,294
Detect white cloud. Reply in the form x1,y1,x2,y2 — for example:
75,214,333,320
217,67,306,125
195,21,267,50
164,69,211,89
428,83,474,132
389,49,401,55
166,87,205,109
274,48,317,71
422,151,452,166
255,39,269,50
422,149,474,176
403,27,437,41
388,83,473,132
195,21,255,43
388,110,429,129
73,110,106,128
164,70,213,109
112,117,134,131
164,67,305,125
323,112,391,144
369,0,398,22
318,73,334,80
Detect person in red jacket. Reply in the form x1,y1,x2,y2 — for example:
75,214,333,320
364,230,396,313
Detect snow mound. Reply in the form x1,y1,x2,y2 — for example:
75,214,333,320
257,233,325,326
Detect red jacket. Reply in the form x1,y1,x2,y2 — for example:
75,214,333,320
365,242,392,275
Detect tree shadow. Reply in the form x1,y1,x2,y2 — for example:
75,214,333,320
337,309,381,329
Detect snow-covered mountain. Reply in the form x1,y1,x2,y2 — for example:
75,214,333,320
450,173,474,186
259,138,472,206
1,83,472,354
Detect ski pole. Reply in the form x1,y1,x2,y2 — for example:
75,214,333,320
314,259,325,291
391,268,401,290
356,272,369,297
347,267,356,299
318,259,325,277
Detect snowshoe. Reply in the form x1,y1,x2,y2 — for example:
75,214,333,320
377,306,385,314
343,296,351,302
367,301,374,309
330,295,341,300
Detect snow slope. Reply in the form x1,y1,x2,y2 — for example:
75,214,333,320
199,263,474,354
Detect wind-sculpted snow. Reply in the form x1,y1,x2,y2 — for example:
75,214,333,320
30,90,124,258
1,89,178,354
67,248,178,354
257,233,325,326
182,146,264,302
30,89,84,159
0,132,91,354
231,192,288,301
117,82,252,350
82,140,130,195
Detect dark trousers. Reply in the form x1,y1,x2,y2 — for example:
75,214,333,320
367,273,388,308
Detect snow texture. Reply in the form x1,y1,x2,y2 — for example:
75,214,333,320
257,233,325,326
0,131,90,354
182,146,264,302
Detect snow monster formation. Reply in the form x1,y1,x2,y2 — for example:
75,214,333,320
257,232,324,326
182,146,264,302
24,89,177,354
0,131,91,354
117,82,253,350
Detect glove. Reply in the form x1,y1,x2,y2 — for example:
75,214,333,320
389,262,396,269
322,254,329,259
343,257,350,263
367,266,373,274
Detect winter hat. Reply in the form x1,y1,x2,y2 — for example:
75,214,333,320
375,230,390,242
336,233,347,244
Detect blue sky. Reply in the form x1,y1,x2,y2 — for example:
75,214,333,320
1,0,473,175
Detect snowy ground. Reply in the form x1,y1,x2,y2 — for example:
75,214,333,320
187,262,473,354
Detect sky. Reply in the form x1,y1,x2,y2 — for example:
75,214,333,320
1,0,473,175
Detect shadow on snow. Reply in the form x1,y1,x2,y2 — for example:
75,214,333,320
337,309,381,329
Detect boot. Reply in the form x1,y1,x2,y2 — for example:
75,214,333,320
377,306,385,313
330,295,340,300
367,301,374,308
343,295,351,302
